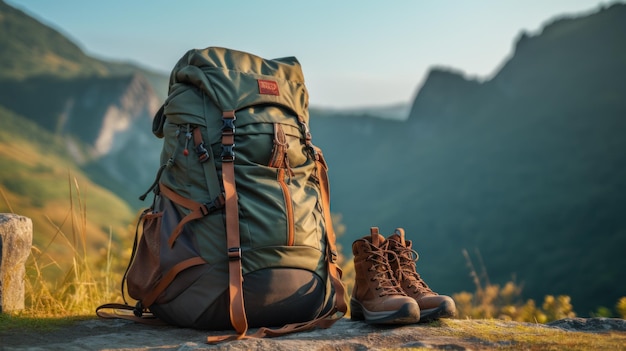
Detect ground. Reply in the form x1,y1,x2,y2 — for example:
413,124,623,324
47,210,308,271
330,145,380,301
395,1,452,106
1,317,625,350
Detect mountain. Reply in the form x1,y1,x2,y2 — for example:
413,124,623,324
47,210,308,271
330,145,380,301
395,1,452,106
0,0,105,79
0,1,167,98
311,102,411,121
1,0,625,316
0,73,162,207
310,3,626,315
0,0,169,207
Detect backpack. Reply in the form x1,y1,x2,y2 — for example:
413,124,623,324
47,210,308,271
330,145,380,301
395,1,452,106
97,47,347,342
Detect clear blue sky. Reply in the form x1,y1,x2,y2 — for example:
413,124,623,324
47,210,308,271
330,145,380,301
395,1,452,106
6,0,619,108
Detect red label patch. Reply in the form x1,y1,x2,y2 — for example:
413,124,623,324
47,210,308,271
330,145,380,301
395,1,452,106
258,79,280,96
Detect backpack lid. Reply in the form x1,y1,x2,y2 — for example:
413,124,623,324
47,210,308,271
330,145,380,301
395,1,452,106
168,47,309,121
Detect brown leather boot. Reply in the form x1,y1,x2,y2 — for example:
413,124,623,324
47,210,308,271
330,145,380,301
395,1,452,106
350,227,421,324
386,228,456,322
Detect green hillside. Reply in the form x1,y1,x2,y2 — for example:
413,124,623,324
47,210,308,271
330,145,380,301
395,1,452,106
0,0,156,270
0,0,108,79
0,0,167,98
0,106,136,272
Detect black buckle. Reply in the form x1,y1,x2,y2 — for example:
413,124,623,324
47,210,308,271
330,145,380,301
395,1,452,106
221,144,235,162
133,301,144,317
221,118,236,135
200,194,225,216
297,119,317,159
221,115,236,161
195,142,210,163
228,247,242,261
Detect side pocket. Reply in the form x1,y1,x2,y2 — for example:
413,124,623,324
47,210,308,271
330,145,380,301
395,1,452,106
126,191,210,310
126,211,163,301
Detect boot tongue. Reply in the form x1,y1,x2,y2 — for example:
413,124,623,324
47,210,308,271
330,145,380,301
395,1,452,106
392,228,406,246
369,227,385,247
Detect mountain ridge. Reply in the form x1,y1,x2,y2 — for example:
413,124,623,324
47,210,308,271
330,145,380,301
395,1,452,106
312,3,626,315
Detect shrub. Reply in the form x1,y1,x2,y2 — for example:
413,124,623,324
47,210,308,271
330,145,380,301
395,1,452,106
454,249,575,323
617,297,626,319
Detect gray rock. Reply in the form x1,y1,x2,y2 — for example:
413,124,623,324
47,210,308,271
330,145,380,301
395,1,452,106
0,213,33,313
2,317,625,351
0,318,473,351
547,317,626,332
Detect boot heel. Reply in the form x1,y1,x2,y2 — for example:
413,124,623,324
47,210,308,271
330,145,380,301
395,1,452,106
350,298,365,320
386,228,457,321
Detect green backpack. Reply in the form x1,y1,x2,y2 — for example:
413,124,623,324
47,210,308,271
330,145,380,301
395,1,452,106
97,47,347,342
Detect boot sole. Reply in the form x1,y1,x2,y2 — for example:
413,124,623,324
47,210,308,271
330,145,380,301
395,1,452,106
419,299,456,323
350,298,420,325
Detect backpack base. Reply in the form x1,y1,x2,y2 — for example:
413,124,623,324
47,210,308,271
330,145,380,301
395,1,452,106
150,267,326,330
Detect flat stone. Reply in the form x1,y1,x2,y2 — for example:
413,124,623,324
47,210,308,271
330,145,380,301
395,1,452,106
0,213,33,312
0,318,460,351
547,317,626,332
1,317,625,351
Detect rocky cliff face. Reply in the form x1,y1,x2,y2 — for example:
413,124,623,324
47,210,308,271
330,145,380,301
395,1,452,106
78,74,160,156
0,0,167,205
78,74,162,203
0,72,163,205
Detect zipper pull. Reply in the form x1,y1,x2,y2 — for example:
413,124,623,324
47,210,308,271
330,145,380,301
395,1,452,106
183,124,192,156
285,151,294,184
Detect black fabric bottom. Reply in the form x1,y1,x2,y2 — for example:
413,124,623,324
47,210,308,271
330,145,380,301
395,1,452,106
151,267,326,330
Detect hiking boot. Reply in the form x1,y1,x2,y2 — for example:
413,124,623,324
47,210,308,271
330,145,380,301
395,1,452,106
350,227,421,325
386,228,456,322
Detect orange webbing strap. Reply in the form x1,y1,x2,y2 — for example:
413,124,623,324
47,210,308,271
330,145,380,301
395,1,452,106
159,183,225,248
205,146,347,344
314,148,349,318
207,306,341,342
219,110,249,340
141,256,207,307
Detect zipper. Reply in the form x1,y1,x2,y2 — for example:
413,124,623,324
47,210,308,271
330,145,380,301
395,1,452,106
269,123,295,245
277,168,295,246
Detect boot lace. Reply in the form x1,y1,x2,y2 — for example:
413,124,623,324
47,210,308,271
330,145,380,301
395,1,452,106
390,241,435,295
366,247,405,297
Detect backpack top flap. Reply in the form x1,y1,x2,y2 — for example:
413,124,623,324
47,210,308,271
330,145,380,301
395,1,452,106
167,47,309,122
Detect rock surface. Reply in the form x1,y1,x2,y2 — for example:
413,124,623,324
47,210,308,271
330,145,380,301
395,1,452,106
0,214,33,312
547,317,626,332
2,317,625,351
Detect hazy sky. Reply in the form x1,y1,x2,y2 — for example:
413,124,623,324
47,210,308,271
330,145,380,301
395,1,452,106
6,0,619,108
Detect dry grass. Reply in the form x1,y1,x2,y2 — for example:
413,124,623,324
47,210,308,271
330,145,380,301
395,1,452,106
3,175,125,321
427,319,626,351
